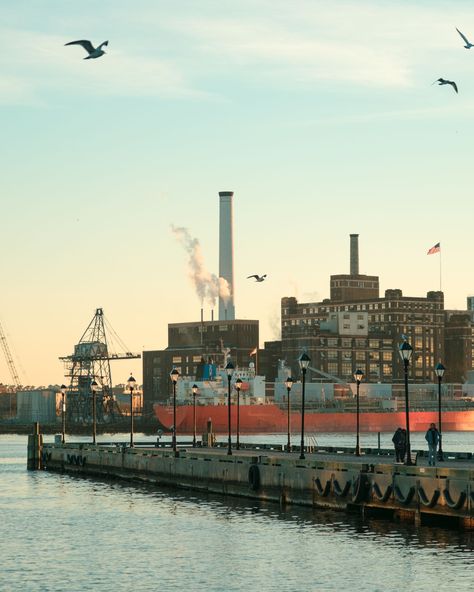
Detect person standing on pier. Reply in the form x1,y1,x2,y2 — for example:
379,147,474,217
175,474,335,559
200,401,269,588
392,427,406,463
425,423,440,466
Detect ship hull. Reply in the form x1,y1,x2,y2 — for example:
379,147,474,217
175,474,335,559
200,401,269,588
153,404,474,434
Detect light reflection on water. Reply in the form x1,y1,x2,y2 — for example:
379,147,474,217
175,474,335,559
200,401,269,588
1,434,473,592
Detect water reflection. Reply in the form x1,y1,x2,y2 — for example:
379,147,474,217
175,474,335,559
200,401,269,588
2,435,474,592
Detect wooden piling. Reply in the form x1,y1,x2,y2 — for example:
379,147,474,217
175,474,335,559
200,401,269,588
27,422,43,470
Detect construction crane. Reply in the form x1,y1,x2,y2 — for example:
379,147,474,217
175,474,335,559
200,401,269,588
59,308,140,424
0,319,21,388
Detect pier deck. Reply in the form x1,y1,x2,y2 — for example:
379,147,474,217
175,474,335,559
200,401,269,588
29,430,474,529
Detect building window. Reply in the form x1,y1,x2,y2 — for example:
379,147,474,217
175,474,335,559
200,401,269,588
172,356,182,363
369,364,380,377
382,351,392,361
342,362,352,376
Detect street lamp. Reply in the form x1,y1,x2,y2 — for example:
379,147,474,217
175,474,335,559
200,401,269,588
127,374,137,448
170,368,180,454
353,370,364,456
284,376,294,452
298,352,311,460
60,384,67,444
225,361,235,455
399,340,413,465
235,378,242,450
91,380,99,445
192,383,199,447
435,362,446,461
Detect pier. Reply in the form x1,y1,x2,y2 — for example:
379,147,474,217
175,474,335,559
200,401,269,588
29,427,474,530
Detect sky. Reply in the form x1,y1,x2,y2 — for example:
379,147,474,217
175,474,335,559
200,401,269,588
1,0,474,386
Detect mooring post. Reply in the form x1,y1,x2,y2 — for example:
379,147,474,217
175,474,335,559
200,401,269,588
203,419,215,447
27,422,43,471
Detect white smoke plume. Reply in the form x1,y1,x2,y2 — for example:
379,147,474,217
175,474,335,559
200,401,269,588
171,225,231,306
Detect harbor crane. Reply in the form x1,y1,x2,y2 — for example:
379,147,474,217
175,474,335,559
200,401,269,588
0,319,21,388
59,308,140,424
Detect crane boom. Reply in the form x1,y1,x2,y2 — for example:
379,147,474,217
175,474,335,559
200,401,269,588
0,320,21,388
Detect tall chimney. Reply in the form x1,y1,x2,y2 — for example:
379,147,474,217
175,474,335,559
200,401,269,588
350,234,359,276
219,191,235,320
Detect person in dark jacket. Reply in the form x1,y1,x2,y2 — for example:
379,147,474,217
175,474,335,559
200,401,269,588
425,423,440,466
392,427,406,463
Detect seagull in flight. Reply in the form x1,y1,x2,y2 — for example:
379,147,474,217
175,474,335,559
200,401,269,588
456,27,474,49
65,39,109,59
434,78,458,93
247,274,267,282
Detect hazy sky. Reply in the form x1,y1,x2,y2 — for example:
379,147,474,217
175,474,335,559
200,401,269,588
1,0,473,386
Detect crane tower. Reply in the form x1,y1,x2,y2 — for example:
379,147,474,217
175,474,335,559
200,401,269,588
0,319,21,388
59,308,140,424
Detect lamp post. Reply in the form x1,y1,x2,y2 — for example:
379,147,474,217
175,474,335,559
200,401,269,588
399,340,413,466
170,368,180,454
60,384,67,444
192,383,199,447
284,377,294,452
127,374,137,448
225,361,235,455
91,380,99,445
435,362,445,461
298,353,311,460
235,378,242,450
353,369,364,456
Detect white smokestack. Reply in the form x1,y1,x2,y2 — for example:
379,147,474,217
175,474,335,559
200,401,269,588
219,191,235,320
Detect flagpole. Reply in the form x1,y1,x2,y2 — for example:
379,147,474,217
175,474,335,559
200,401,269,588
439,245,442,292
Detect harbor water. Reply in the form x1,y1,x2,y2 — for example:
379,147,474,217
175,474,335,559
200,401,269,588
2,433,474,592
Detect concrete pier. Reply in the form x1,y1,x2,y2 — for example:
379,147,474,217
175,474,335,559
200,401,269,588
35,436,474,529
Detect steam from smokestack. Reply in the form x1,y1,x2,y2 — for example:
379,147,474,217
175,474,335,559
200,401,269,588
171,225,231,307
350,234,359,276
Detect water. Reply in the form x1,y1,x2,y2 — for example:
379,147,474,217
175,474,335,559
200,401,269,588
1,433,474,592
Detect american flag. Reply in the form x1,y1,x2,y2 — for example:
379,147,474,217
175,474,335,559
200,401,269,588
427,242,441,255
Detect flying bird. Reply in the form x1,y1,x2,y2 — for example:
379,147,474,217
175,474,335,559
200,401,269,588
65,39,109,59
247,274,267,282
434,78,458,93
456,27,474,49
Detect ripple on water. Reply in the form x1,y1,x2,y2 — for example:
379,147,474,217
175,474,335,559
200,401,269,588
1,435,474,592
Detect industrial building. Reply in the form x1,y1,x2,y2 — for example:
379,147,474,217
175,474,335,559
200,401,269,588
281,234,448,383
143,319,259,409
17,388,60,424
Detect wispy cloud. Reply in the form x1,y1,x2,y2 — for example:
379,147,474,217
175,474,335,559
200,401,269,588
171,17,411,88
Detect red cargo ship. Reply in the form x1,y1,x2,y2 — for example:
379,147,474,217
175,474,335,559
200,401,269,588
153,403,474,434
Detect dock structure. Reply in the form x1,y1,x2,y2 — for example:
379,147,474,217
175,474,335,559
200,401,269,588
31,434,474,530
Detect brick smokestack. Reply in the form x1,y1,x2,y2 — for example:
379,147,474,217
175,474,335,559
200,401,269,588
350,234,359,276
219,191,235,320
